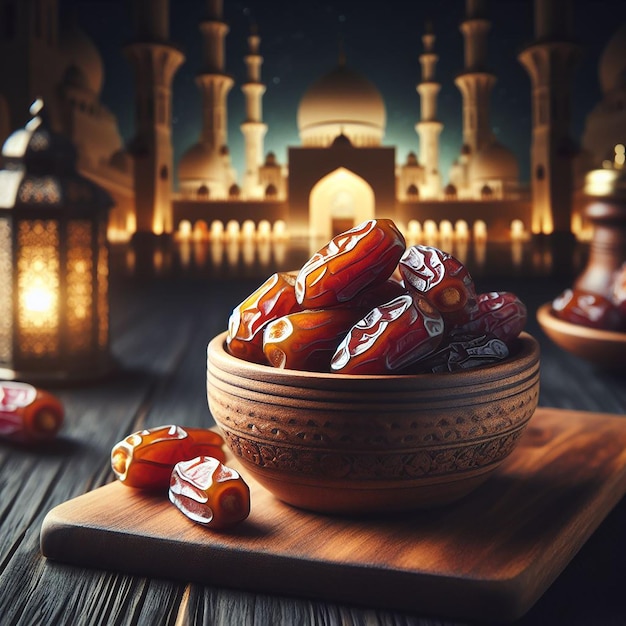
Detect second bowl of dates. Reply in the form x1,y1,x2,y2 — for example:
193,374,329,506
537,302,626,368
206,330,540,515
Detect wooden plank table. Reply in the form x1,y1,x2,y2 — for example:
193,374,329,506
1,240,626,625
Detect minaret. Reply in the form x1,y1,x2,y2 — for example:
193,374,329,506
518,0,581,236
197,0,233,156
124,0,184,236
416,22,443,198
240,25,267,199
454,0,496,155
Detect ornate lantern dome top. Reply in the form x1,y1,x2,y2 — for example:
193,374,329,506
0,100,113,213
2,100,77,175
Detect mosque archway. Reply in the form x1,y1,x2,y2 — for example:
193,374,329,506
308,167,375,240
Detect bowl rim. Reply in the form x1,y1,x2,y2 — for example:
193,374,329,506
537,302,626,343
207,330,540,386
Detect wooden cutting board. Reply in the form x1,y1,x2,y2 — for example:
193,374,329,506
40,407,626,623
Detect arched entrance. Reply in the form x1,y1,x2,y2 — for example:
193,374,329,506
309,167,375,240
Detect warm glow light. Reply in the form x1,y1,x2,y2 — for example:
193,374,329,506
309,167,374,241
257,220,271,240
178,220,192,239
474,220,488,241
241,220,256,240
423,219,438,243
510,219,526,241
225,220,240,241
586,168,620,196
439,220,453,242
408,220,421,235
455,220,469,240
615,144,625,169
273,220,288,240
210,220,224,241
193,220,208,241
23,285,55,315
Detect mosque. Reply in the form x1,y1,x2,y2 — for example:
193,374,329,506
0,0,624,244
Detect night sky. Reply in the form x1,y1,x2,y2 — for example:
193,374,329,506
60,0,626,185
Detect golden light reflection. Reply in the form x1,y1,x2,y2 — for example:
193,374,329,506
423,219,438,244
273,240,287,266
226,240,239,265
473,237,487,268
454,239,469,265
242,239,255,266
511,240,524,268
257,239,271,266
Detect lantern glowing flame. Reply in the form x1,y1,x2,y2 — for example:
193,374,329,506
22,285,56,315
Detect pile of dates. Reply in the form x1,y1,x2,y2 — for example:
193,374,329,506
111,425,250,530
226,219,527,374
551,263,626,331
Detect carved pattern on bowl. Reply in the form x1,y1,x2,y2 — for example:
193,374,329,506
221,427,525,481
210,386,538,450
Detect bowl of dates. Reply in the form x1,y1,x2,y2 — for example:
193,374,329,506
537,290,626,368
207,219,540,515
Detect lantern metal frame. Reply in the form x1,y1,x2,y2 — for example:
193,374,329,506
0,100,115,383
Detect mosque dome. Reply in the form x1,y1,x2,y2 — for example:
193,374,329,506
470,141,519,182
59,18,104,95
297,64,386,147
599,22,626,95
178,142,226,183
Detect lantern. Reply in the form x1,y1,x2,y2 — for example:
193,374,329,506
0,100,114,383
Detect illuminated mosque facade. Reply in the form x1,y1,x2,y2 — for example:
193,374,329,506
0,0,624,244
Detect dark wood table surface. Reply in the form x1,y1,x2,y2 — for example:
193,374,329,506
1,239,625,626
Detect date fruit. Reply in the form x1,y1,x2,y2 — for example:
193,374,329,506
399,245,477,325
330,293,445,374
349,278,408,310
263,307,367,371
0,381,64,444
169,456,251,529
295,219,406,309
460,291,527,345
111,425,226,490
227,272,301,364
408,331,510,373
552,288,622,330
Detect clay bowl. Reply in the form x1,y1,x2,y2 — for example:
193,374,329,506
537,302,626,368
206,331,540,515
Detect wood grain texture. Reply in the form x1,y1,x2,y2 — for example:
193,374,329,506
41,407,626,624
